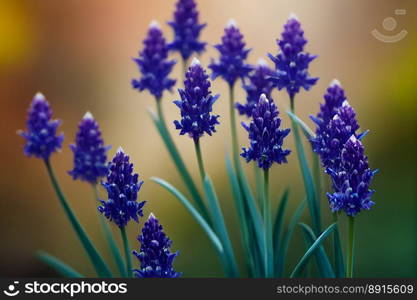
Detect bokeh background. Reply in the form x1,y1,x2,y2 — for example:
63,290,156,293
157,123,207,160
1,0,416,277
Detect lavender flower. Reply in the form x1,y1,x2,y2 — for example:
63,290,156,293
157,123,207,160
209,20,253,86
133,213,180,278
68,112,110,184
18,92,64,160
98,147,145,228
168,0,206,60
236,59,275,117
173,58,219,139
326,135,376,216
241,94,291,170
132,21,176,100
268,14,318,99
310,81,358,169
311,80,346,127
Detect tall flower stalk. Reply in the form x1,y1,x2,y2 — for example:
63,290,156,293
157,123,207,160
173,57,219,180
69,112,126,276
269,14,320,234
99,148,146,277
132,20,209,223
209,19,252,169
173,58,238,277
19,93,112,277
241,94,291,277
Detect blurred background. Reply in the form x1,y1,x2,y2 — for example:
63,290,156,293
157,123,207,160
0,0,416,277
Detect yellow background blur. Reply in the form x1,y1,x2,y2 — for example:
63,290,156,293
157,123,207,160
0,0,416,277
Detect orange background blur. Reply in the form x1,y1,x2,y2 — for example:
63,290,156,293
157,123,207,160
0,0,416,277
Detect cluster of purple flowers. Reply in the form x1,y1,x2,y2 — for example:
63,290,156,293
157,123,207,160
18,0,380,279
173,58,220,140
241,94,291,170
133,213,181,278
19,93,64,161
68,112,110,184
311,81,376,216
236,60,275,118
132,21,176,100
98,148,146,228
209,20,253,86
168,0,206,60
268,15,318,99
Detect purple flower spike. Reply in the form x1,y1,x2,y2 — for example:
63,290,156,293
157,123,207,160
310,81,359,170
19,92,64,160
326,136,376,216
241,94,291,170
174,58,220,140
69,112,110,184
268,14,318,99
133,213,181,278
132,21,176,100
209,20,253,86
168,0,206,60
236,59,275,117
98,147,145,228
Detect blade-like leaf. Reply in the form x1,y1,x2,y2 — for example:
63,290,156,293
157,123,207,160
148,109,210,224
37,251,83,278
203,175,239,277
225,155,258,277
333,220,345,278
234,161,266,270
291,223,336,278
288,113,321,235
273,188,289,256
151,177,223,255
98,215,126,277
287,111,315,139
276,199,307,276
45,161,112,278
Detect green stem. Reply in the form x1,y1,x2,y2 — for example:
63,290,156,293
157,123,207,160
263,169,273,277
332,213,345,278
346,216,355,278
44,159,112,277
229,84,239,167
155,97,210,223
120,227,132,278
312,154,322,214
254,165,264,214
289,96,321,234
194,138,206,182
92,184,126,277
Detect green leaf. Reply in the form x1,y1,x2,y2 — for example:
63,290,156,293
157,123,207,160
37,251,83,278
287,111,315,139
333,220,345,278
273,188,289,259
151,177,224,256
44,161,112,278
234,160,266,271
148,109,211,224
291,223,336,278
98,215,126,277
203,175,239,277
276,199,306,276
288,112,321,235
92,185,126,277
225,155,258,277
